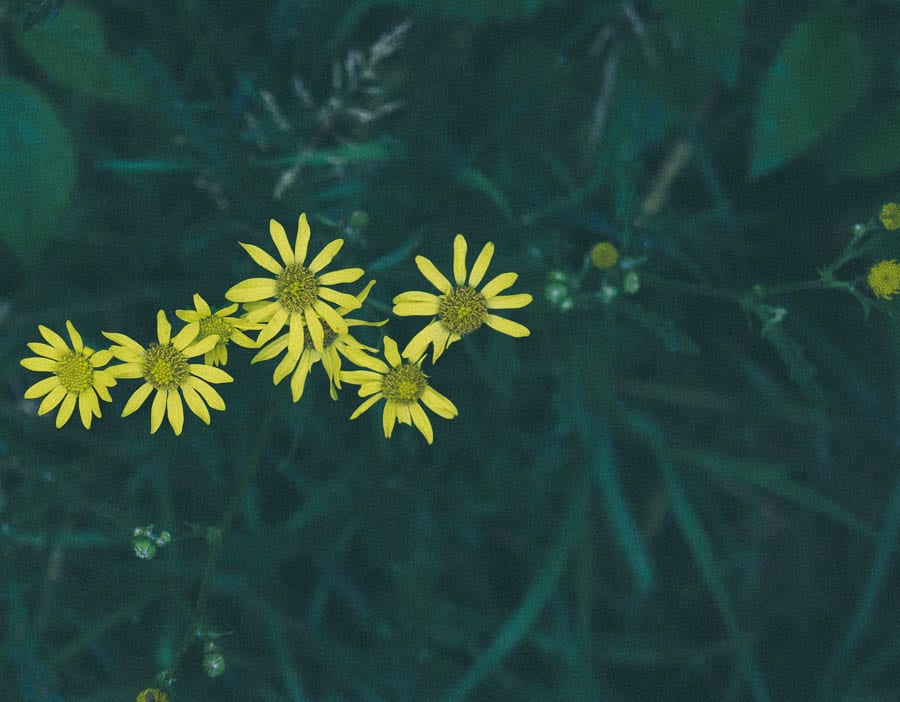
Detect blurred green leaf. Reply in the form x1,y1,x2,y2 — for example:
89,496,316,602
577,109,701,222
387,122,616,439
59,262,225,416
15,4,146,104
654,0,744,87
457,168,514,221
0,78,76,265
750,1,866,178
680,450,877,540
832,101,900,179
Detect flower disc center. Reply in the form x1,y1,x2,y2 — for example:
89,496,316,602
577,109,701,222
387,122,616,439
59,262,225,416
276,264,319,312
439,285,487,336
143,343,190,390
57,351,94,393
382,363,427,402
199,315,233,341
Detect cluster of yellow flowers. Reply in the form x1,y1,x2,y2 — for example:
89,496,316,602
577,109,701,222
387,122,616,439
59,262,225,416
20,214,532,443
867,202,900,300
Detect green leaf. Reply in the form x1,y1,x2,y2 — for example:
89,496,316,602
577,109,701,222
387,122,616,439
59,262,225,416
15,5,146,104
0,78,76,265
832,101,900,179
750,2,867,178
457,168,514,221
680,450,877,540
654,0,744,87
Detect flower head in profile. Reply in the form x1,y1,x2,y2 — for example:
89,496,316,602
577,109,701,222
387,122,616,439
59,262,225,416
20,321,117,429
225,213,365,358
341,335,457,444
104,311,233,435
879,202,900,231
393,234,532,362
175,293,258,366
252,280,386,402
867,259,900,300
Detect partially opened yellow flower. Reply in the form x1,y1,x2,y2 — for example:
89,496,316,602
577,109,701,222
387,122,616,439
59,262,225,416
252,280,386,401
104,311,233,435
175,293,258,366
393,234,532,362
225,213,364,357
341,335,458,444
20,321,117,429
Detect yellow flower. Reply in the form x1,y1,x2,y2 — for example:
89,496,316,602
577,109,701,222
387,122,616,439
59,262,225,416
136,689,170,702
341,335,458,444
867,259,900,300
175,293,258,366
879,202,900,231
252,280,386,402
103,311,233,435
392,234,532,362
225,213,364,357
20,321,117,429
589,241,619,269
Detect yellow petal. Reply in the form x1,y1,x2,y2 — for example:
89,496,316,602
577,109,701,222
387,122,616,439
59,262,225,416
484,314,530,337
256,307,289,346
172,321,201,351
182,383,211,424
409,401,434,444
480,271,518,298
486,293,533,309
84,387,102,417
38,324,69,351
288,311,305,357
20,357,58,373
183,333,217,358
308,238,344,273
252,335,289,363
270,218,295,265
245,300,281,323
290,352,315,402
225,277,278,303
392,301,440,317
188,364,234,384
395,402,412,426
102,332,144,356
349,393,382,420
415,255,452,294
186,377,225,411
149,389,167,433
27,341,63,360
400,321,441,361
382,400,397,437
383,336,401,367
420,386,458,418
313,299,349,334
194,293,212,316
392,290,440,306
273,349,299,385
154,310,170,345
240,242,284,275
305,307,324,354
342,369,387,385
317,267,364,285
122,382,154,417
24,375,59,399
468,241,494,287
167,390,185,435
294,212,311,263
37,385,67,415
55,393,76,428
317,288,359,314
90,349,113,367
65,320,84,352
453,234,467,286
78,392,93,429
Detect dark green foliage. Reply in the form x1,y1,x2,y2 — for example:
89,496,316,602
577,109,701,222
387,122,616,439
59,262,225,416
1,1,899,700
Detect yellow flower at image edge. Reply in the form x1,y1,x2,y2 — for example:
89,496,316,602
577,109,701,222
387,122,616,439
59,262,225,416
392,234,533,362
225,213,364,357
136,689,170,702
867,259,900,300
879,202,900,231
341,336,458,444
20,321,117,429
590,241,619,269
175,292,258,366
104,311,233,435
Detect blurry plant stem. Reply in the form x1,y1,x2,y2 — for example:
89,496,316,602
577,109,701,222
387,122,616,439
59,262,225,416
157,405,276,687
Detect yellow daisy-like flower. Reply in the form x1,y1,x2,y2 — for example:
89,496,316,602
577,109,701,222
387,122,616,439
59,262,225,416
341,335,458,444
252,280,386,402
136,689,170,702
20,321,117,429
225,213,364,357
392,234,533,362
879,202,900,231
175,293,258,366
867,259,900,300
103,311,233,435
589,241,620,269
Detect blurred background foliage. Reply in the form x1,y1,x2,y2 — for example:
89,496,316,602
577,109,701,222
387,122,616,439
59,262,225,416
1,0,899,699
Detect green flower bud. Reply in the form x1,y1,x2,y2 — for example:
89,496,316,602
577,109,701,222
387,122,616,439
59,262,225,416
132,535,157,560
623,271,640,295
203,651,226,678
